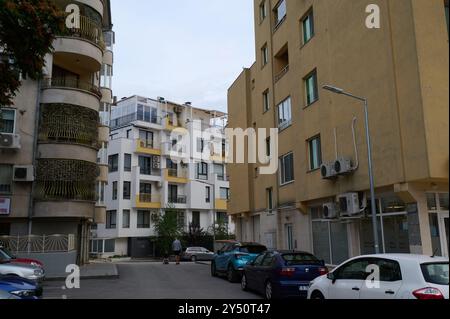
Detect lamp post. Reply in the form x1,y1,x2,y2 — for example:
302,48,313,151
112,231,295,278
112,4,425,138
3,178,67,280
323,85,380,254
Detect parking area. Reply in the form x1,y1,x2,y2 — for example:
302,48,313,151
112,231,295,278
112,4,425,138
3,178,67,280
43,261,261,299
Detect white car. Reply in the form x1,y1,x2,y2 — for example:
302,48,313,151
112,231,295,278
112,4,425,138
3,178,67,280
308,254,449,300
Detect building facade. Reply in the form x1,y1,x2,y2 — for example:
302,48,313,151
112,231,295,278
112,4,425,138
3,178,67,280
92,96,234,258
228,0,449,265
0,0,114,264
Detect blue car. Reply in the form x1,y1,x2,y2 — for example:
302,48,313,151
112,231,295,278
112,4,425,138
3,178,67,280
241,251,329,299
0,275,43,300
211,242,267,283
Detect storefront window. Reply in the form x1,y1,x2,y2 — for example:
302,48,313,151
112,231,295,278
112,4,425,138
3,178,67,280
382,215,410,253
330,222,349,264
359,216,383,255
439,193,449,211
312,222,331,264
427,193,438,210
429,213,442,257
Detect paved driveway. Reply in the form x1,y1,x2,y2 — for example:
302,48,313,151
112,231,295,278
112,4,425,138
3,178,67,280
43,262,261,299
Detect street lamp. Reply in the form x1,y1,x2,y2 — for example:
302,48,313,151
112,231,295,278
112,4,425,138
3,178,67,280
323,84,381,254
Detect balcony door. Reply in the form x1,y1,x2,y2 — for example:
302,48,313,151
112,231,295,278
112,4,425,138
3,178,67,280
140,183,152,203
168,184,178,203
139,130,154,148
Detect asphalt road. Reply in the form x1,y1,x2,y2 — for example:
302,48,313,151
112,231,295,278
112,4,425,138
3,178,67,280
43,262,261,299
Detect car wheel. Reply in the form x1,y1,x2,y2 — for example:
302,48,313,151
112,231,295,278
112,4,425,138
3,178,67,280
227,265,239,283
265,281,273,300
241,274,248,291
311,291,325,300
211,262,218,277
191,256,197,262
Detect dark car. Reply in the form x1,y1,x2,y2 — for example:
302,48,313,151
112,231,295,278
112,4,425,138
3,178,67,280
241,251,328,300
211,241,267,283
0,275,43,300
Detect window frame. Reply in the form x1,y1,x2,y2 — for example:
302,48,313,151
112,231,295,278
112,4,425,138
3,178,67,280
0,108,16,134
137,210,151,229
0,165,13,195
112,181,118,200
122,210,130,229
206,186,211,203
108,154,119,173
308,135,322,171
266,187,274,210
262,89,270,113
273,0,287,30
259,0,267,23
196,162,208,180
124,154,132,172
279,152,295,186
304,69,319,106
277,96,292,130
106,210,117,229
261,44,269,67
301,9,315,45
123,181,131,200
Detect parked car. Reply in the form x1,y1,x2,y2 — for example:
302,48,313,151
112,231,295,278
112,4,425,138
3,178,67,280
308,254,449,300
182,247,215,262
0,275,43,300
0,256,45,283
211,241,267,283
241,250,329,299
0,246,44,268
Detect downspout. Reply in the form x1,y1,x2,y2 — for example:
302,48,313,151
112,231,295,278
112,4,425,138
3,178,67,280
28,79,41,238
351,117,360,171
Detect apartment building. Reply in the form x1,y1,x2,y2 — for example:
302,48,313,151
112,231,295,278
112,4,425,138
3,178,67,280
0,0,114,264
228,0,449,264
92,96,234,258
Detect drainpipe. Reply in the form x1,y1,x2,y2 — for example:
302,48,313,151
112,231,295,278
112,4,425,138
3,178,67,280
351,117,360,171
27,79,42,238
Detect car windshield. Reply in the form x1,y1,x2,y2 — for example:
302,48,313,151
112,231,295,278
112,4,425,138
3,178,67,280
239,246,266,254
0,248,13,261
282,253,321,265
421,263,449,286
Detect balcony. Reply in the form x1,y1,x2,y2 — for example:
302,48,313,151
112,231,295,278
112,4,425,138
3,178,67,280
274,64,289,83
42,77,101,98
164,117,183,131
215,199,228,211
60,15,105,50
136,194,161,209
274,45,289,83
168,195,187,205
135,139,161,156
164,168,189,184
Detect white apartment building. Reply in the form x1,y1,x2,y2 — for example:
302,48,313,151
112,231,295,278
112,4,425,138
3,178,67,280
92,95,234,258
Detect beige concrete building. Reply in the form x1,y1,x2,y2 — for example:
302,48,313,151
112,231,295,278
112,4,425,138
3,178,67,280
228,0,449,264
0,0,114,264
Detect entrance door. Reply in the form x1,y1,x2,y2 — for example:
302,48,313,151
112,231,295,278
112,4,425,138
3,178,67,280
286,224,294,250
439,213,449,257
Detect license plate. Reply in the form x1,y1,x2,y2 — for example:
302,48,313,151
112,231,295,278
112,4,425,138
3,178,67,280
299,286,309,291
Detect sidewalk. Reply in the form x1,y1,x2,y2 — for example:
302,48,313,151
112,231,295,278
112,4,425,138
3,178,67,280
46,262,119,281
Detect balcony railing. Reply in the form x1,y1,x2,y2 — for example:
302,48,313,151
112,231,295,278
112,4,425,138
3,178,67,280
274,64,289,83
168,195,187,204
42,77,102,98
139,193,160,203
110,113,162,130
61,15,105,49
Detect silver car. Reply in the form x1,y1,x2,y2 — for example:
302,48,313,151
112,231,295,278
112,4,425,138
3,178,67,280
0,259,45,283
182,247,215,262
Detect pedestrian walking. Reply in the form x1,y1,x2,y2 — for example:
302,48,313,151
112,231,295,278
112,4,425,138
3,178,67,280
172,238,182,265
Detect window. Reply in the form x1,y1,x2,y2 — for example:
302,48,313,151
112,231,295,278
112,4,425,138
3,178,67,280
0,109,15,133
259,1,267,22
213,164,225,180
123,181,131,200
192,211,200,228
196,162,208,180
139,156,153,175
277,97,292,130
137,211,150,228
112,181,118,200
168,184,179,203
126,129,132,139
196,137,205,153
308,136,322,170
274,0,287,28
139,130,154,148
122,210,130,229
266,137,271,157
263,89,270,112
0,165,13,194
280,152,294,185
124,154,132,172
445,0,449,36
336,258,371,280
302,9,315,44
106,210,117,229
108,154,119,172
305,70,319,105
374,259,402,282
217,212,228,224
266,188,273,210
261,44,269,67
220,187,230,200
206,186,211,203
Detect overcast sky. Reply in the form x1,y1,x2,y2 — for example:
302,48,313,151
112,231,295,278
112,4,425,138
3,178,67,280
110,0,255,112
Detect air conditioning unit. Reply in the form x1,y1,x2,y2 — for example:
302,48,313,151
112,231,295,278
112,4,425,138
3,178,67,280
338,193,361,216
334,158,354,176
323,202,338,219
13,165,34,182
152,156,161,169
321,162,337,180
0,134,21,149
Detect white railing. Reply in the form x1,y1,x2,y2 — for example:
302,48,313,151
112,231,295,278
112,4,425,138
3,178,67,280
0,234,76,254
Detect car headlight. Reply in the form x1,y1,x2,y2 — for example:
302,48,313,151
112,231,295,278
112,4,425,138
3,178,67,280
34,269,44,276
11,290,34,297
31,262,41,268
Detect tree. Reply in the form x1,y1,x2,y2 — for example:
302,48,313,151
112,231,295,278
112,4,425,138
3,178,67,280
0,0,65,106
152,206,184,256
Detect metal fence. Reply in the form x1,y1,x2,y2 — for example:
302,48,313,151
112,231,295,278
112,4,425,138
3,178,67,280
0,234,76,254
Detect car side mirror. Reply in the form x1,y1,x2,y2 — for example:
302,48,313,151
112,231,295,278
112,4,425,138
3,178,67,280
327,272,337,284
